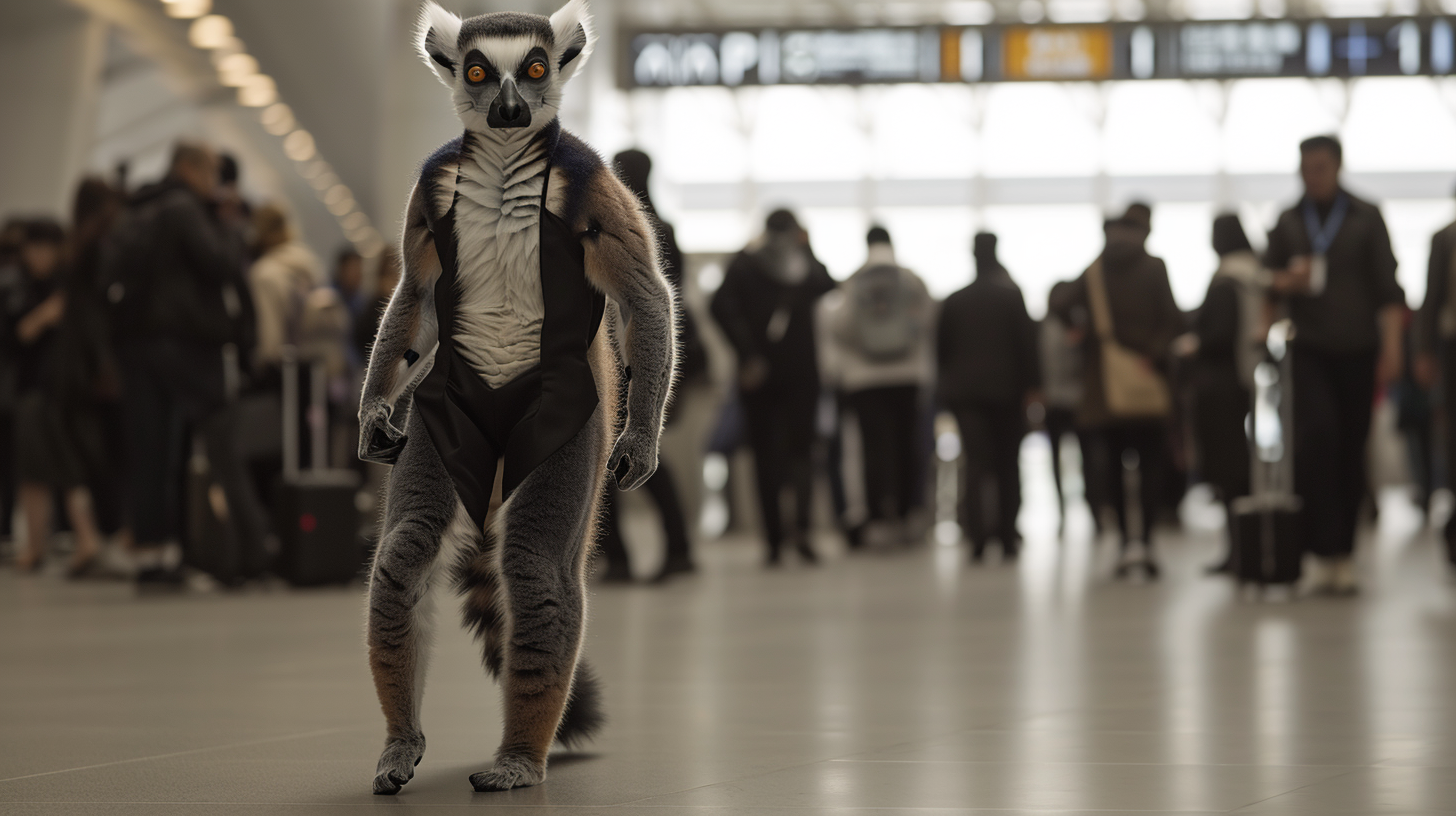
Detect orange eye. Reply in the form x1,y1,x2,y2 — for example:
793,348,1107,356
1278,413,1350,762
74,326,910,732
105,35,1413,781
527,61,546,79
466,65,486,83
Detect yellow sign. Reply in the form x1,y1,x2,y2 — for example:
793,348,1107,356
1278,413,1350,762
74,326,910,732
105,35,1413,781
1003,26,1113,80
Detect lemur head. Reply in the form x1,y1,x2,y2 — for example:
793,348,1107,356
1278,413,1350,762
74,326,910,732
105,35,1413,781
417,0,594,135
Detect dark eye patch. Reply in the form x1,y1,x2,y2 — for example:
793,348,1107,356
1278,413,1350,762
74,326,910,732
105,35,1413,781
517,46,551,80
462,49,499,85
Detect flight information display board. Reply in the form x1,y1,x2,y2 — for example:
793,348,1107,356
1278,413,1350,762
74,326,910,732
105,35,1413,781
623,17,1456,87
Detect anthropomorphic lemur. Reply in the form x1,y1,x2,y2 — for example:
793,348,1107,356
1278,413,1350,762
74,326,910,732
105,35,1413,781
357,0,677,795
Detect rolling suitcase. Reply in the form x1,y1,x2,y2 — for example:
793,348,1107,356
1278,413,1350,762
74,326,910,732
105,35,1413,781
1231,320,1302,588
274,348,365,586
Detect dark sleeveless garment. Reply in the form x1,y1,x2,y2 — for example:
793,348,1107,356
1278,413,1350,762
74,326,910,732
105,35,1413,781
413,160,605,530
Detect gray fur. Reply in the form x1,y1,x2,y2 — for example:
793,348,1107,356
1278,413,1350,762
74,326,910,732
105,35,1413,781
363,1,644,797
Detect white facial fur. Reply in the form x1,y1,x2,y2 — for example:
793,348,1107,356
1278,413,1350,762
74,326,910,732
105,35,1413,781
415,0,595,134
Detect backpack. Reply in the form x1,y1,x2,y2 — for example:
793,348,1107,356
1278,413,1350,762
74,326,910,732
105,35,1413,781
848,264,920,362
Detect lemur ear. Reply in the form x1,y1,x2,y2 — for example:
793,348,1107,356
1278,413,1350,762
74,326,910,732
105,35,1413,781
416,1,463,88
549,0,595,82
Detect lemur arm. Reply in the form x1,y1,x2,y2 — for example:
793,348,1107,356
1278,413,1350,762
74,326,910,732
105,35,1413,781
573,169,679,490
357,179,441,464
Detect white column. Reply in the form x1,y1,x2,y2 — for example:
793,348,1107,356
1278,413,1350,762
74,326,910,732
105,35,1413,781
0,7,107,219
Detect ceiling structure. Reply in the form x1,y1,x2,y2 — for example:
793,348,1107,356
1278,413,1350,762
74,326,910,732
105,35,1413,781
618,0,1449,26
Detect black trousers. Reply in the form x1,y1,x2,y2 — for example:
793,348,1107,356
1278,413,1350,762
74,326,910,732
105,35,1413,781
845,385,921,523
1292,344,1377,559
0,412,13,540
598,461,692,574
953,402,1025,548
1443,340,1456,563
1044,405,1097,518
120,339,269,576
1092,421,1166,547
743,390,816,555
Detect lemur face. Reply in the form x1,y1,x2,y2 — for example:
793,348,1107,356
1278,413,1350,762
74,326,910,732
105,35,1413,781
417,0,594,134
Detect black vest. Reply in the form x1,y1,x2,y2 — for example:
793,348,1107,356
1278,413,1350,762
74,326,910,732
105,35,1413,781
413,159,605,529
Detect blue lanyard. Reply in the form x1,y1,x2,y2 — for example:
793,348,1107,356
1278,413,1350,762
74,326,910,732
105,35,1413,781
1302,194,1349,256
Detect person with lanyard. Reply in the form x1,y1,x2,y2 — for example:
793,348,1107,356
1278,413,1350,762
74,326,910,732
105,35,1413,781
1266,135,1405,596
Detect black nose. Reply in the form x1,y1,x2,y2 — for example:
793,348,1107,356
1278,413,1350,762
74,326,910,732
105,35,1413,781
487,82,530,129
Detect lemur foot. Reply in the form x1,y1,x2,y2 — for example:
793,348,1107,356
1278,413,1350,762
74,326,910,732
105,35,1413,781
373,735,426,795
469,753,546,792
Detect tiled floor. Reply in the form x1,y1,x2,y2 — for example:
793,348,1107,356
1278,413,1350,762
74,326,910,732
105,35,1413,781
3,484,1456,814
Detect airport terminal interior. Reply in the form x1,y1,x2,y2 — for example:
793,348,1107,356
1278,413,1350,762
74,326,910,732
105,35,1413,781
4,0,1456,813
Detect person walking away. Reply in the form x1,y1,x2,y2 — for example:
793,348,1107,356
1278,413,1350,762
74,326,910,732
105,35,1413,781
818,226,935,548
938,232,1040,563
1266,135,1404,596
1041,281,1088,536
1413,183,1456,566
1194,214,1266,574
104,142,269,587
4,218,109,575
596,149,704,582
1051,212,1184,578
711,209,836,566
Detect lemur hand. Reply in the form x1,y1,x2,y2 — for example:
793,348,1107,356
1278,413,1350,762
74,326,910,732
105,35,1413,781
359,400,407,465
608,425,659,491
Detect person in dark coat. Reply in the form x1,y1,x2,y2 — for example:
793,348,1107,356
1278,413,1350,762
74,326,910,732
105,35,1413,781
596,149,702,583
4,217,110,576
938,232,1040,562
108,142,269,587
711,209,836,566
1052,211,1184,578
1266,135,1405,595
1413,183,1456,566
1194,214,1262,574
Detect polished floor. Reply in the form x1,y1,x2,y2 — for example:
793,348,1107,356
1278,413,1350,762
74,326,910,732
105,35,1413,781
3,472,1456,814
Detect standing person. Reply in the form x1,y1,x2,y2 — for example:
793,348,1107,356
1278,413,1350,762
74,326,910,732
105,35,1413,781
1414,184,1456,566
0,220,28,549
4,218,108,575
247,203,322,386
596,149,703,583
711,209,835,566
1041,281,1088,536
1266,135,1404,595
938,233,1040,562
105,142,268,587
1193,214,1265,574
354,248,400,364
1052,211,1184,578
818,226,935,548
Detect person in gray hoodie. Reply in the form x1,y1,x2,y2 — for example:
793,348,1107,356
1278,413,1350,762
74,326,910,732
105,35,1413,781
818,226,935,548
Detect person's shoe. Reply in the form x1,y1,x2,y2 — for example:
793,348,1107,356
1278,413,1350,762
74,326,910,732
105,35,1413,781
969,544,986,565
795,540,819,565
1205,559,1234,576
66,551,101,580
1301,556,1336,596
135,567,185,591
1002,545,1020,564
651,557,696,584
1143,559,1162,581
764,550,783,568
1331,558,1360,596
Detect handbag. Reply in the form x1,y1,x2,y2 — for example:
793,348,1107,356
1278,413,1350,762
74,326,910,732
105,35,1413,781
1086,260,1171,419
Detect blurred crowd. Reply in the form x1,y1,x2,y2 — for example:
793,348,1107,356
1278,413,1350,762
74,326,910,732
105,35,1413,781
4,134,1455,597
0,142,397,587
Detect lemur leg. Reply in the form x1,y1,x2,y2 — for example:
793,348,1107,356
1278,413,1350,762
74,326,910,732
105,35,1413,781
470,406,609,793
368,410,478,796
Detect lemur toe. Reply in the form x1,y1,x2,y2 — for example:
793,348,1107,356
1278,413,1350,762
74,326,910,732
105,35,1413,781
470,754,546,792
373,737,424,795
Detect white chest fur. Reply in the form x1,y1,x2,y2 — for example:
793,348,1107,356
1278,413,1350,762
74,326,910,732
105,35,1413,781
448,133,549,388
